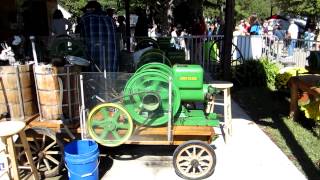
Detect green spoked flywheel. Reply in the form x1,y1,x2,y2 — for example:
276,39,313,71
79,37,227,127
49,36,86,58
124,70,181,126
135,62,172,76
137,49,171,69
135,38,160,51
87,103,133,147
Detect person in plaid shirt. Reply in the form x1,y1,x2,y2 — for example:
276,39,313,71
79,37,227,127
80,1,118,72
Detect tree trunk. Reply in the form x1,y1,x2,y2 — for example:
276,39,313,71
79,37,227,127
222,0,235,80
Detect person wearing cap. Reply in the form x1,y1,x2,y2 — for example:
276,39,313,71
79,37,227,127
79,0,118,72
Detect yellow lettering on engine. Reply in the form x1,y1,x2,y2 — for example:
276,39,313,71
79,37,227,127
179,77,198,81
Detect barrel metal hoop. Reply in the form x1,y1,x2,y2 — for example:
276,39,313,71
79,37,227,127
39,102,79,107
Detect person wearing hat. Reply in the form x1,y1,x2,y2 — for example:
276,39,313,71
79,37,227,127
79,0,118,72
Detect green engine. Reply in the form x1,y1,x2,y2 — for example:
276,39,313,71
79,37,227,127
123,62,219,127
173,64,211,101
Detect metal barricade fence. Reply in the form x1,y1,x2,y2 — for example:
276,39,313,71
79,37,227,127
130,35,225,77
213,35,317,69
31,34,320,75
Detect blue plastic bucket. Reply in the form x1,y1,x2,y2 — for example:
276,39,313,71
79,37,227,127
64,140,99,180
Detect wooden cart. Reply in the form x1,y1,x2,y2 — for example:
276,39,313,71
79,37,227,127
18,72,234,180
21,113,216,179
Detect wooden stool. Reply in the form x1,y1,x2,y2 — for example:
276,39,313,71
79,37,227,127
209,81,233,143
0,121,39,180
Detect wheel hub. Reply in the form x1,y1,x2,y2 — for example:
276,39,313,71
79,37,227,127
38,152,45,159
106,122,116,131
191,159,199,167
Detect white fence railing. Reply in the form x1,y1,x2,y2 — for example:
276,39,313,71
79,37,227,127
130,34,319,71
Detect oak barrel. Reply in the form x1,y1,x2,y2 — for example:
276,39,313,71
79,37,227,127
0,64,38,120
34,64,80,121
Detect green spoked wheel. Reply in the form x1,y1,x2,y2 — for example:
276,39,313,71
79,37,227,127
49,36,86,58
124,70,181,126
135,62,172,76
141,48,165,56
137,49,171,69
87,103,134,147
135,38,160,51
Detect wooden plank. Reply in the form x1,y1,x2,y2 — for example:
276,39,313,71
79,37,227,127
125,126,214,145
125,137,211,145
24,114,40,124
134,126,214,136
6,137,20,180
19,131,39,180
77,126,214,135
29,119,63,129
76,125,215,146
26,114,80,130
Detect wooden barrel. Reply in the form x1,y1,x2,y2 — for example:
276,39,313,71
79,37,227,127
34,64,80,121
0,64,38,120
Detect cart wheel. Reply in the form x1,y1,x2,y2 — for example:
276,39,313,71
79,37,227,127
135,38,159,51
173,140,216,180
208,39,244,79
87,103,134,147
16,127,64,178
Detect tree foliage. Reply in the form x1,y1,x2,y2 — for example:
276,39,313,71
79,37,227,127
58,0,320,25
275,0,320,17
203,0,276,22
58,0,122,19
235,0,272,21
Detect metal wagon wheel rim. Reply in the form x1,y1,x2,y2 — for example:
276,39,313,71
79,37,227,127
173,141,216,180
175,144,214,178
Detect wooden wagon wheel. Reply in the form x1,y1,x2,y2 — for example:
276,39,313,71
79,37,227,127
16,127,64,178
208,39,244,79
173,140,216,180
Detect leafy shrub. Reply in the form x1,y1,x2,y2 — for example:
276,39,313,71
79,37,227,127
300,100,320,126
232,58,280,89
260,58,280,89
275,67,308,90
275,72,292,90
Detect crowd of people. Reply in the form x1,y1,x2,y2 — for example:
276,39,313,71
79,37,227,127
49,1,320,73
234,13,319,53
50,1,129,72
50,1,230,67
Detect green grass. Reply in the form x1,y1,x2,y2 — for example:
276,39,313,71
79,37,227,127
232,87,320,179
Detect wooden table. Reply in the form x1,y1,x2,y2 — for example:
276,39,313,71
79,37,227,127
209,81,233,143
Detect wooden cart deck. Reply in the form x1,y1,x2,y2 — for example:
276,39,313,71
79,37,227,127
25,114,216,145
